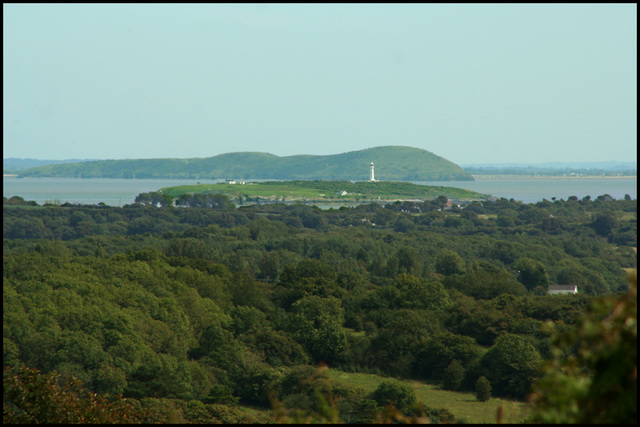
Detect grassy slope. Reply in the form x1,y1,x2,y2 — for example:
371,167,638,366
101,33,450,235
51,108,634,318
159,180,489,202
233,368,529,424
17,146,474,181
327,369,529,424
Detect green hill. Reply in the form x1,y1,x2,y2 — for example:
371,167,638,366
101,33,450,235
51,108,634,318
3,158,97,174
17,146,474,181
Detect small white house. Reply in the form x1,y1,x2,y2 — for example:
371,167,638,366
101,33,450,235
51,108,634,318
548,284,578,295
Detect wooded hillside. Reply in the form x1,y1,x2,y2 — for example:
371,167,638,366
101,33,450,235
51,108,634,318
16,146,474,181
3,193,636,423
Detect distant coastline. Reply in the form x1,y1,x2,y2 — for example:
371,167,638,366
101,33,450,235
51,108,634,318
4,176,636,206
4,173,636,180
472,174,637,179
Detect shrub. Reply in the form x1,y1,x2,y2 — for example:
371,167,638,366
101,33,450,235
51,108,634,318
475,376,492,402
443,360,465,391
3,365,145,424
370,380,417,412
479,333,540,399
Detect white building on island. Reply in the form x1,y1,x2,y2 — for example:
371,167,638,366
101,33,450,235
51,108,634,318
548,284,578,294
369,162,376,182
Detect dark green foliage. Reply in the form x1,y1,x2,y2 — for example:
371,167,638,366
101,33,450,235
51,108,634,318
514,257,549,290
591,211,618,236
475,376,492,402
2,193,636,422
242,328,309,368
3,216,51,239
435,248,466,275
4,195,39,206
370,380,417,412
175,193,234,210
483,240,519,264
556,259,611,295
204,383,239,405
479,334,541,399
413,332,483,381
444,263,527,300
529,271,637,423
3,365,145,423
189,322,242,367
166,237,211,259
268,365,352,421
367,309,444,377
391,273,450,311
134,191,174,207
394,216,417,232
349,398,379,424
271,365,329,404
443,360,465,391
288,296,346,365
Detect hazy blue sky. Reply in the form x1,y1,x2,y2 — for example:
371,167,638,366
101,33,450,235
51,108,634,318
3,3,637,164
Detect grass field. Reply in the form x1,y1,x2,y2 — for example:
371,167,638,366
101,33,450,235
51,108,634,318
327,369,530,424
160,180,489,205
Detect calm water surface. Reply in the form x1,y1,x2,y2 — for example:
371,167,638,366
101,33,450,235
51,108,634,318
3,177,221,206
3,176,637,206
419,176,637,203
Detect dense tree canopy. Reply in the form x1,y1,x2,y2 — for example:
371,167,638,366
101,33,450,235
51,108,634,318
3,192,636,422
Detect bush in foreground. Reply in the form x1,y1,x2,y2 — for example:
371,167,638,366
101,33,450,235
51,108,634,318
528,270,637,423
3,365,144,424
475,376,492,402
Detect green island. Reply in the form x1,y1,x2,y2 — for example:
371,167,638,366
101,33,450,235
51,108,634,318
159,180,489,206
12,146,475,181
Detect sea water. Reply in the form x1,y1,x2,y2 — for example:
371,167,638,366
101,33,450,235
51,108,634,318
3,177,221,206
3,176,637,207
417,176,637,203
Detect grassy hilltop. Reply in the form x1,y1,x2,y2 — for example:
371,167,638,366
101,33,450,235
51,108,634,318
17,146,474,181
160,180,488,205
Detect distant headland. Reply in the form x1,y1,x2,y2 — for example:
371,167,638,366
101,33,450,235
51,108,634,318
7,146,474,182
5,149,635,180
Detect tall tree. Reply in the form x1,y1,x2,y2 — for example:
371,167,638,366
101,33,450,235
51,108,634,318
479,334,540,399
289,295,346,365
514,257,549,291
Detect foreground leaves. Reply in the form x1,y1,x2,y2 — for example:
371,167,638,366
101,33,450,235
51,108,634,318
3,365,145,424
528,270,637,423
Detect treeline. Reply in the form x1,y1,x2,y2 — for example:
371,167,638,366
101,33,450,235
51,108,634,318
464,166,637,176
3,192,637,422
3,158,96,174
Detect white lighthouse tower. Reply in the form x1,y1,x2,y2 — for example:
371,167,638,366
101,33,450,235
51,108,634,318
369,162,376,182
